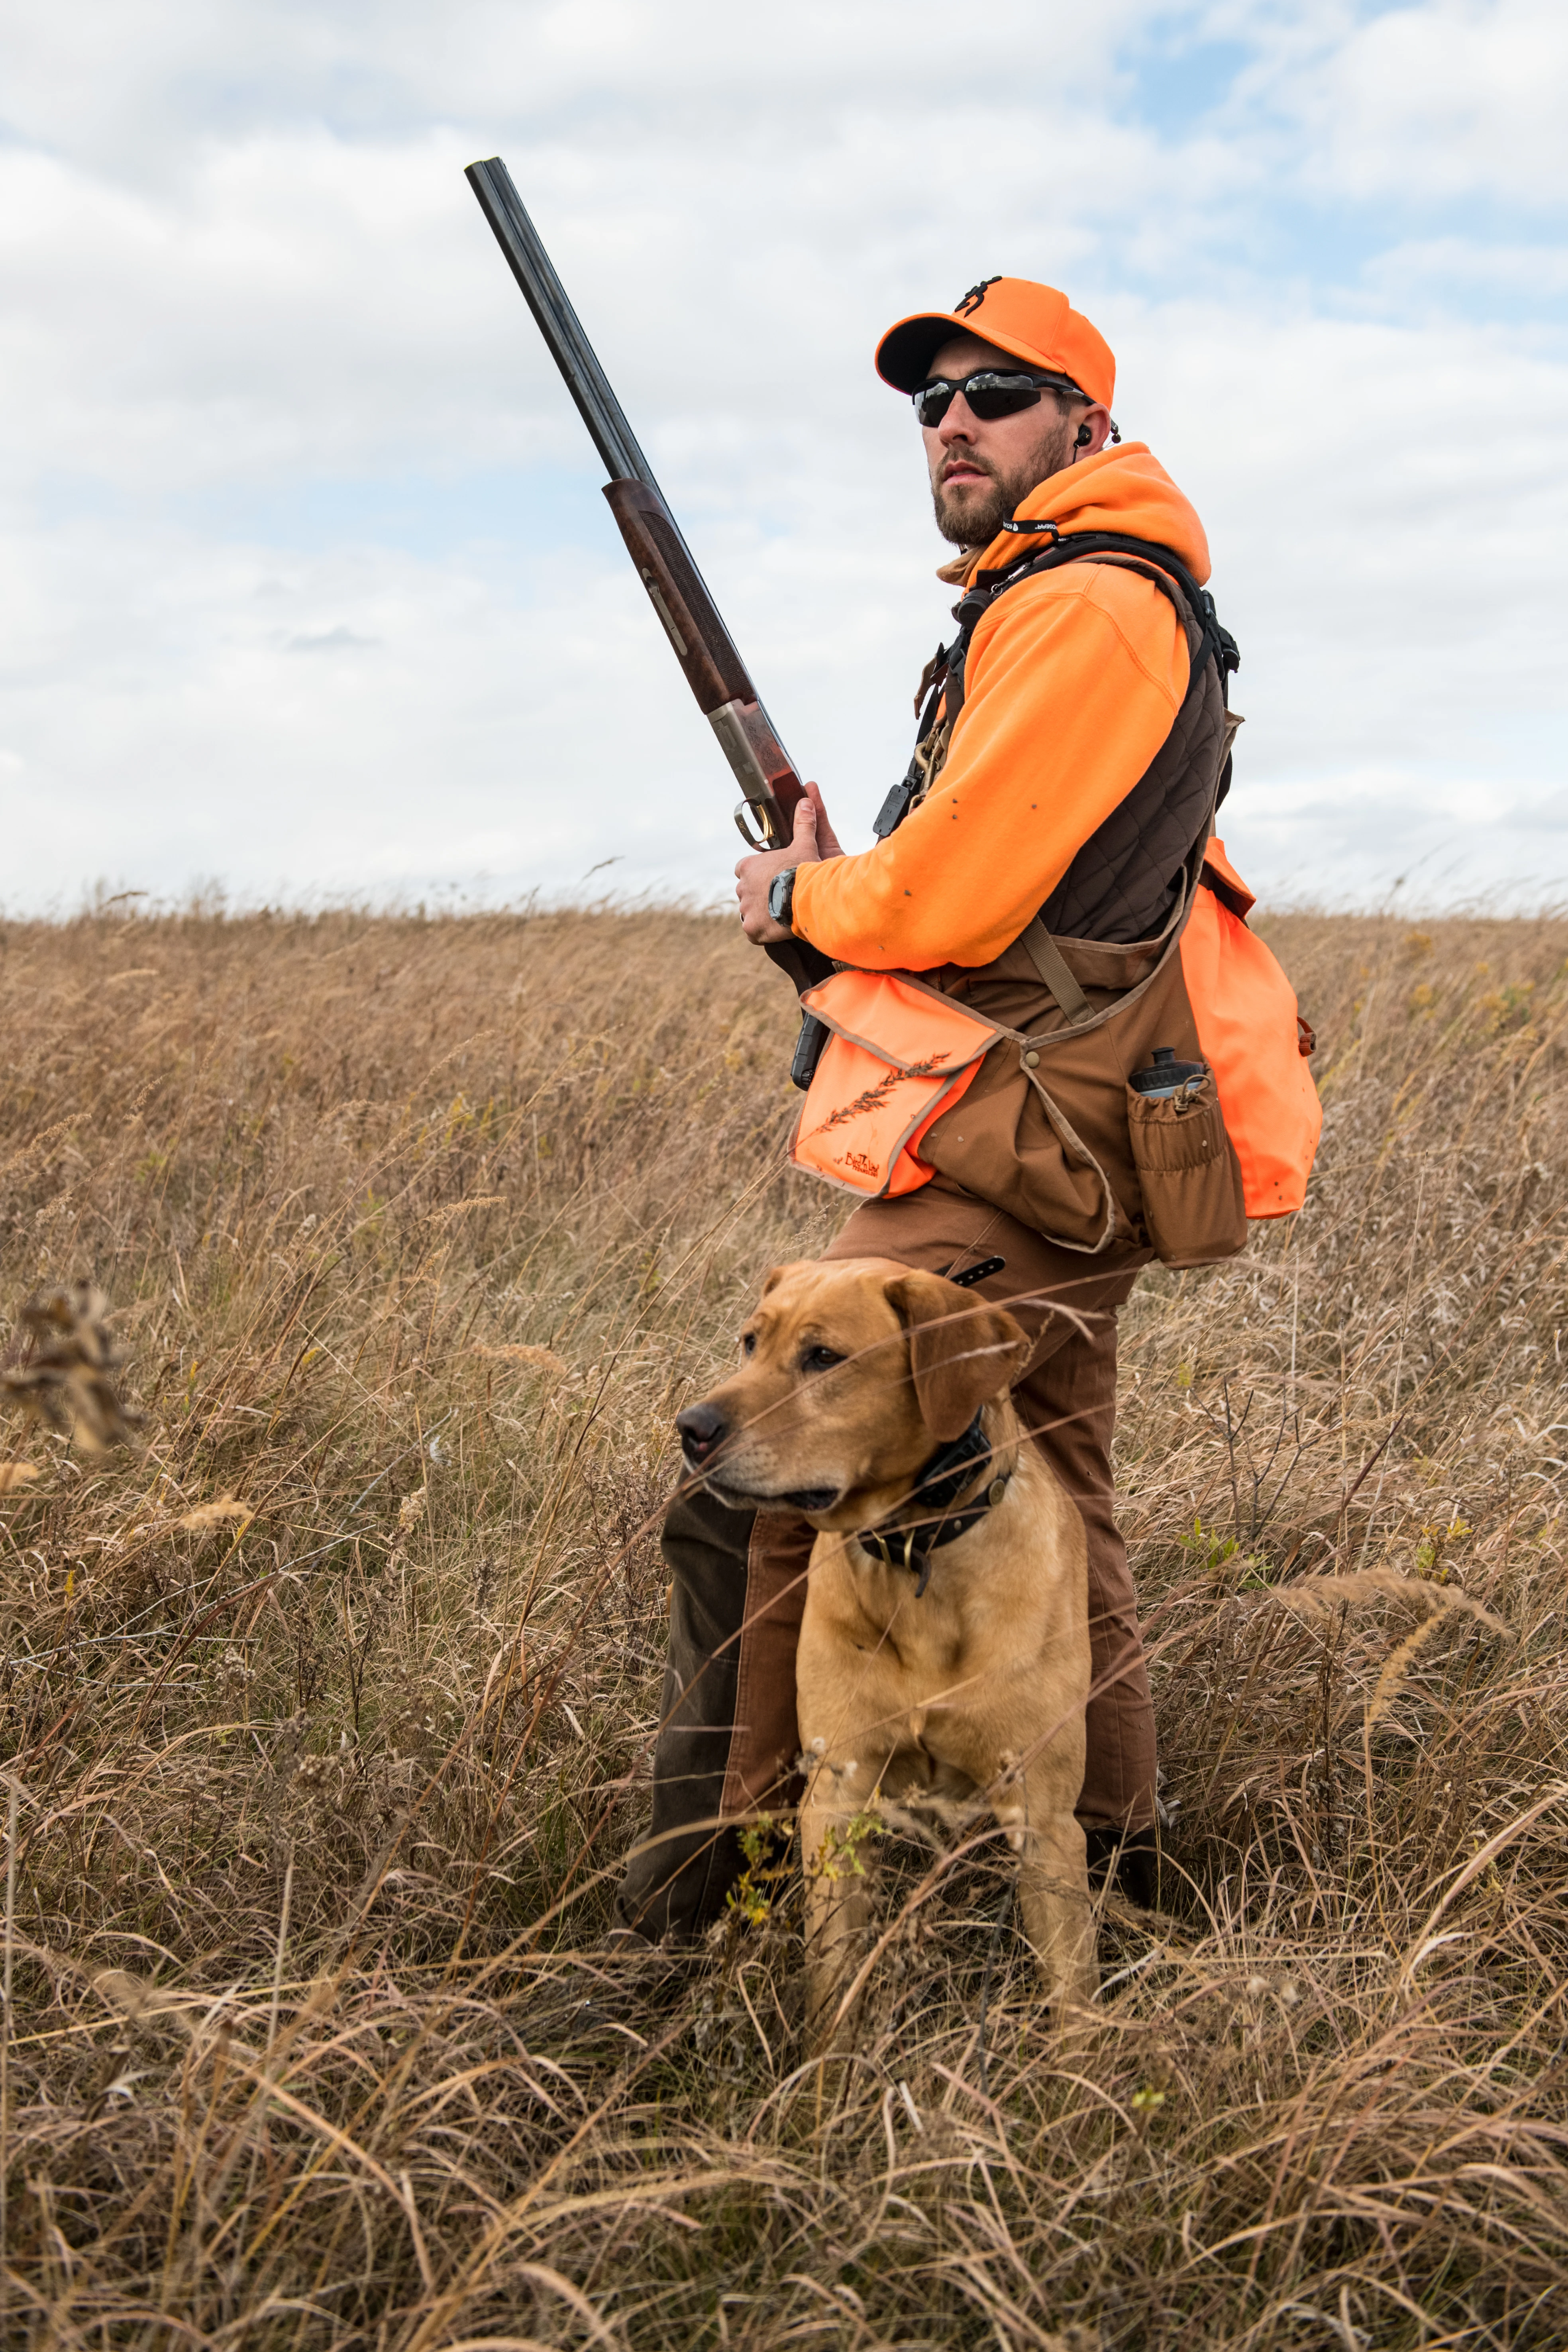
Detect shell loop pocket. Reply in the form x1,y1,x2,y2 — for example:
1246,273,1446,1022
789,970,1005,1201
1125,1066,1247,1267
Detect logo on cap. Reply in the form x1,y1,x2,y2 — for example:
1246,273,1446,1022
954,277,1001,318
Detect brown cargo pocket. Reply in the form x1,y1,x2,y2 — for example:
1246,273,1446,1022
1126,1070,1247,1267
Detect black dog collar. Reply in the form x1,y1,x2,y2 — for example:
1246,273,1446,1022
854,1407,1011,1598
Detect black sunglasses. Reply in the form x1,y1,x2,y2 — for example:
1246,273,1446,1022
913,368,1087,428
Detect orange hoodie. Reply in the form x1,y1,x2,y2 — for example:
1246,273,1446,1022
791,443,1211,971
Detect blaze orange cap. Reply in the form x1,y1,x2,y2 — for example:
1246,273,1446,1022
875,275,1115,412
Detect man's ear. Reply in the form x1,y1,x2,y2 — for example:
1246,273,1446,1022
883,1270,1028,1443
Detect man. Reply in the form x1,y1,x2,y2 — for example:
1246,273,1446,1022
614,275,1226,1940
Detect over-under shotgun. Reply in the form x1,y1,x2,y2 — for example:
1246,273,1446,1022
465,156,832,1080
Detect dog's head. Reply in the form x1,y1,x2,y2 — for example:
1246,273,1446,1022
675,1257,1028,1527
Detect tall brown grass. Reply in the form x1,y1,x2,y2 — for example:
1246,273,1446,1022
1,900,1566,2349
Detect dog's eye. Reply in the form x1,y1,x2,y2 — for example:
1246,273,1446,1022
801,1346,844,1374
741,1331,757,1357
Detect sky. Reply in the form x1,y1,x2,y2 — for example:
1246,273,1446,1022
1,0,1565,917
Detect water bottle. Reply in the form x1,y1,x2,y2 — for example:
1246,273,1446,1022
1128,1045,1206,1100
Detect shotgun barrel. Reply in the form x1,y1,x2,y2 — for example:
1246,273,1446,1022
465,156,818,872
465,155,655,490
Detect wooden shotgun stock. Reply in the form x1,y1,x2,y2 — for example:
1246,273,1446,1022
465,156,833,1080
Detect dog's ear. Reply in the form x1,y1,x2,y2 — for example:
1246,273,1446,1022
883,1270,1028,1443
759,1265,791,1298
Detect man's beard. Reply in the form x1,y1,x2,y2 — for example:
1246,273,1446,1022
931,416,1075,549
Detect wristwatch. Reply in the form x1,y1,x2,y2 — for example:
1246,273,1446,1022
767,867,797,927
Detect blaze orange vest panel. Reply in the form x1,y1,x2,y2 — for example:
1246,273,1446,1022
789,970,999,1200
1179,872,1321,1218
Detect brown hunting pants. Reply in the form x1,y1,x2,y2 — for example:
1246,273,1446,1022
612,1175,1157,1942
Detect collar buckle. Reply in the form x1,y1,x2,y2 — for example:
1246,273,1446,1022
854,1408,1012,1599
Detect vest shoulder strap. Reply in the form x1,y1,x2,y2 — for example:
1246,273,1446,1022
949,530,1238,725
873,531,1239,844
1015,917,1093,1022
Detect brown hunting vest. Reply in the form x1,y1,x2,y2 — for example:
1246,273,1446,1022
854,531,1250,1263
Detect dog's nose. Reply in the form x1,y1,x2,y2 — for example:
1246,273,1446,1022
676,1401,728,1464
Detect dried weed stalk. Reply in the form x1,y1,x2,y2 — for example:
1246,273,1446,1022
1,1282,143,1452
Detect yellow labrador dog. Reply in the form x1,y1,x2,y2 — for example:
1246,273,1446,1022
675,1256,1095,2027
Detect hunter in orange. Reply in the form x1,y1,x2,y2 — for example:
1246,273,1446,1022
612,274,1310,1952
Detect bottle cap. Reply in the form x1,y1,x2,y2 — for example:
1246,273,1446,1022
1129,1044,1206,1098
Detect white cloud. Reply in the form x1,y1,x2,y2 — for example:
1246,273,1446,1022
1309,0,1568,206
0,0,1564,915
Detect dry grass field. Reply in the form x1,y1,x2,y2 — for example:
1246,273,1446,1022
1,899,1566,2350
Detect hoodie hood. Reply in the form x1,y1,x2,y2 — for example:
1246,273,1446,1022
939,442,1210,590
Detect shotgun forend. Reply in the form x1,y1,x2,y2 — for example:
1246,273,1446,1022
465,155,811,860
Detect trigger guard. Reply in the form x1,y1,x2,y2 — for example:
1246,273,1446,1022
733,799,773,850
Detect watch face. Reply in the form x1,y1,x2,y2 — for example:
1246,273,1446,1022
769,870,793,921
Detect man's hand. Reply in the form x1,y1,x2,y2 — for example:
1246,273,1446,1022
734,781,843,944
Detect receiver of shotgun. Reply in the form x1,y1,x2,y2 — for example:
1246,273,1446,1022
466,156,818,868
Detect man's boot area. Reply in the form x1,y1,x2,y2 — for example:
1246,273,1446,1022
1085,1824,1162,1910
